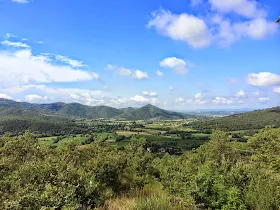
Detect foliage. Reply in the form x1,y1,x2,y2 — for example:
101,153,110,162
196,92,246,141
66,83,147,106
191,106,280,131
1,128,280,209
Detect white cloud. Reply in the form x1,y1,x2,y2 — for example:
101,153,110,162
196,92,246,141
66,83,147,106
130,95,149,103
1,40,30,48
213,96,243,105
156,70,164,77
176,93,207,105
148,5,278,48
160,57,189,74
194,93,207,104
209,0,267,18
194,93,202,99
0,49,100,88
106,64,148,80
11,0,30,3
0,93,12,100
134,70,148,79
233,18,278,40
236,90,246,98
37,41,44,44
253,91,260,96
25,94,48,102
247,72,280,87
274,87,280,94
259,97,270,102
129,95,159,105
212,15,278,46
5,33,18,39
55,55,85,68
148,10,211,48
213,97,233,105
142,91,158,97
70,94,81,101
175,97,185,103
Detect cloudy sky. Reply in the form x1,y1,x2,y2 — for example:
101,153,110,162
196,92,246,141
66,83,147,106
0,0,279,110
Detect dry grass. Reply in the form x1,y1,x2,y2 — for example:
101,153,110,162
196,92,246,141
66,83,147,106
99,195,135,210
116,131,151,136
98,184,197,210
105,138,116,143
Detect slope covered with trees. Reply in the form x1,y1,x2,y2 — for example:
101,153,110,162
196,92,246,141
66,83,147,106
0,99,197,120
1,128,280,209
191,106,280,131
117,104,199,120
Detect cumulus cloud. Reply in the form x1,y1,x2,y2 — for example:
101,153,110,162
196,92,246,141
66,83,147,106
259,97,270,102
247,72,280,87
6,85,104,98
233,18,278,40
142,91,158,97
0,93,12,100
130,95,159,105
212,15,278,46
156,70,164,77
1,40,30,48
25,94,48,102
193,93,207,104
175,97,185,103
106,64,148,80
209,0,267,18
160,57,189,74
148,10,211,48
213,96,243,105
0,49,100,88
236,90,246,98
176,93,207,105
148,4,278,48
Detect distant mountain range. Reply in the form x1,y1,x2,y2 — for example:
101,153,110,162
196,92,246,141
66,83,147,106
0,99,204,121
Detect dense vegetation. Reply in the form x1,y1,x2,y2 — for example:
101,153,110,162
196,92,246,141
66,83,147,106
191,106,280,131
0,99,200,120
117,104,200,120
1,127,280,209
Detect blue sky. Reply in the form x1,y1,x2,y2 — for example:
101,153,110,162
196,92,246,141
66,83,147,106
0,0,279,110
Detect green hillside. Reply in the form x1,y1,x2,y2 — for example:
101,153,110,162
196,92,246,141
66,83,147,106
191,106,280,131
117,104,197,120
0,99,198,120
0,99,123,119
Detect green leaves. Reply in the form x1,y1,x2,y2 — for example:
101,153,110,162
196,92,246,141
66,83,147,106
1,128,280,209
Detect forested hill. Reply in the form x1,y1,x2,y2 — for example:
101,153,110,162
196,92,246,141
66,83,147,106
117,104,198,120
191,106,280,131
0,99,198,120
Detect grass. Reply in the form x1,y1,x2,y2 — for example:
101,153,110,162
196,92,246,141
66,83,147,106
116,131,151,136
100,183,173,210
38,136,56,141
39,139,55,146
38,135,92,148
192,133,211,137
